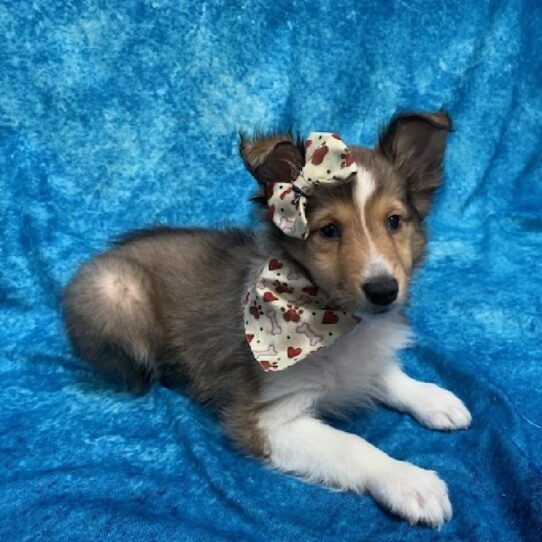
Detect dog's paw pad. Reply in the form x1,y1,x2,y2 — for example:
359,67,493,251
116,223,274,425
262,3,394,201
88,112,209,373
368,461,452,528
411,384,472,431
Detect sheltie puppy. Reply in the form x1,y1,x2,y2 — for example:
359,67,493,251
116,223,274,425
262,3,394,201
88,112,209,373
63,111,471,527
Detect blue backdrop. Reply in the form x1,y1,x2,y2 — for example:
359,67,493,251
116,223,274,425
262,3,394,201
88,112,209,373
1,1,541,540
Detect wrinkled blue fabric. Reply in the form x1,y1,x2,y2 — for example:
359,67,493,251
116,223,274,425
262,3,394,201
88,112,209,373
1,1,541,541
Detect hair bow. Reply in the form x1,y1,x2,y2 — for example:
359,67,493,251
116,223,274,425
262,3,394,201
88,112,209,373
267,132,357,239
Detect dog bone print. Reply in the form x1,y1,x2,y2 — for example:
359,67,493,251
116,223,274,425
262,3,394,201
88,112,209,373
287,268,301,281
265,310,282,335
253,344,278,359
244,256,360,372
295,322,323,347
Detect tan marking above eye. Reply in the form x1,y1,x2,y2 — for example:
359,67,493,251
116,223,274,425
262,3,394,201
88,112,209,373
381,199,407,217
309,200,361,235
365,195,409,228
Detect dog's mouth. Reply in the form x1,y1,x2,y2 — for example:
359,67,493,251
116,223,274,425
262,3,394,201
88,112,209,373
320,283,403,319
330,296,398,318
339,292,403,318
352,302,400,319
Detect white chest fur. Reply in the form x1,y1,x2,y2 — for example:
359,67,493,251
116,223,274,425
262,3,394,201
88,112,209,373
255,313,469,528
258,313,413,417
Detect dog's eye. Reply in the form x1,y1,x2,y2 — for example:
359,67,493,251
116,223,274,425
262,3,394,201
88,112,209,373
320,223,341,239
386,215,401,232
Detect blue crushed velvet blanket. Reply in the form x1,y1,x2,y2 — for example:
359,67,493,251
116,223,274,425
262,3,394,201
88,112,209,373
1,1,541,540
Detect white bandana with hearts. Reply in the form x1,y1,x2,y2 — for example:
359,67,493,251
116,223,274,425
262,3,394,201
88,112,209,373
243,256,361,372
267,132,356,240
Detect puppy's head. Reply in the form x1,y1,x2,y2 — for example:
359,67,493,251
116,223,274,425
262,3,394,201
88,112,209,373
240,112,451,315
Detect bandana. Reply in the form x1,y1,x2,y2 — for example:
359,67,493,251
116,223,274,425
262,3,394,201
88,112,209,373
267,132,357,239
243,257,360,372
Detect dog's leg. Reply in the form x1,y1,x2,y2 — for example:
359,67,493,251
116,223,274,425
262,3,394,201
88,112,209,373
259,396,452,527
378,364,472,431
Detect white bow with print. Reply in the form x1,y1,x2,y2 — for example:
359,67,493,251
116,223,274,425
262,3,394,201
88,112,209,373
267,132,357,239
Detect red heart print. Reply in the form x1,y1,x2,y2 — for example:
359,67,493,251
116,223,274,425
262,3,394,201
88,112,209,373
305,139,312,149
245,334,254,343
287,346,302,358
331,133,341,140
280,186,293,200
269,258,283,271
263,291,278,302
302,285,318,296
311,145,329,165
344,152,354,167
322,310,338,324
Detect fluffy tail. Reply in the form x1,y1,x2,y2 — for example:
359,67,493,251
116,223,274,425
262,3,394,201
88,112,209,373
63,253,162,392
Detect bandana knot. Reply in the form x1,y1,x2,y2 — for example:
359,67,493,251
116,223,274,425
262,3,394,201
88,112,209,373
267,132,357,239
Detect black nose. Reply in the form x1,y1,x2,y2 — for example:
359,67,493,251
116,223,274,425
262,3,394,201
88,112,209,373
362,276,399,306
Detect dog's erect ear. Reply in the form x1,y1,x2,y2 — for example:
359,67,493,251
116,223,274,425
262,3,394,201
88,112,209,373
377,111,451,218
240,132,305,186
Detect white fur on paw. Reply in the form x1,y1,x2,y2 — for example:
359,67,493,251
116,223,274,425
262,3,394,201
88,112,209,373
367,461,452,528
411,384,472,431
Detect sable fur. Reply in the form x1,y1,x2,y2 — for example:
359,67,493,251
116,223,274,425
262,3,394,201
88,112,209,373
64,111,450,451
63,111,464,526
64,227,268,455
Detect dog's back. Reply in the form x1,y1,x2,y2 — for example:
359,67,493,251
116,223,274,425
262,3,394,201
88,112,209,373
63,227,260,401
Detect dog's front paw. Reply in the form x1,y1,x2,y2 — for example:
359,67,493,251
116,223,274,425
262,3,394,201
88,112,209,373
367,460,452,528
410,383,472,431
